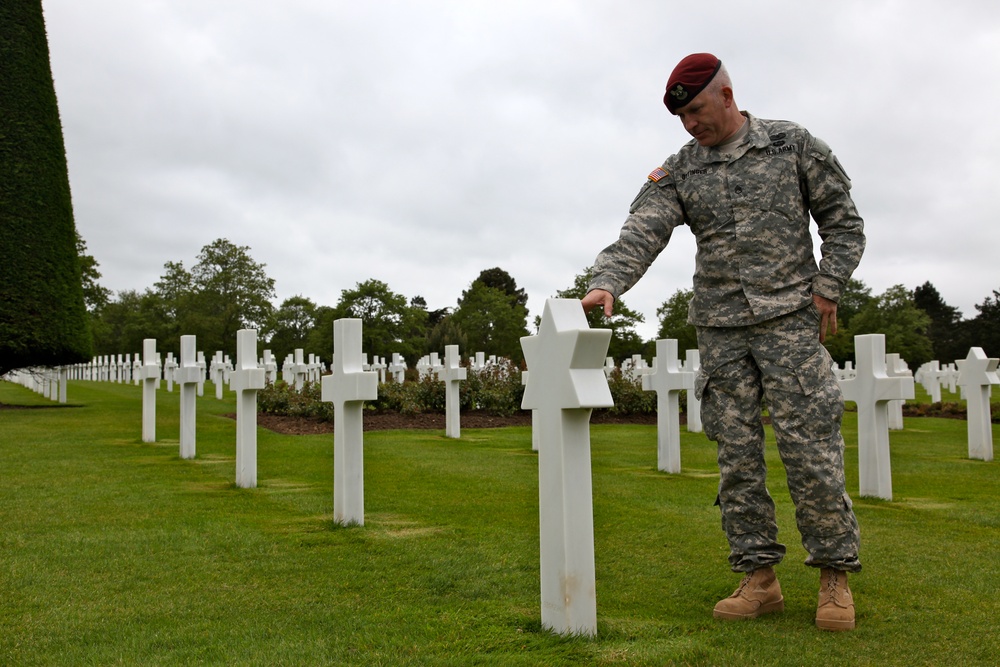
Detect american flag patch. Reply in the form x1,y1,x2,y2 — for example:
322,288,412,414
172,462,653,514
648,167,668,182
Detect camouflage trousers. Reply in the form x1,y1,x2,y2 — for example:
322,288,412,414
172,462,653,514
695,305,861,573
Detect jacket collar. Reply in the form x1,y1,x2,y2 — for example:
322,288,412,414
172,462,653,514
687,112,767,163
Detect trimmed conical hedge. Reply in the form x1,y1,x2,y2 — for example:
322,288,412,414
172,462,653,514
1,0,92,375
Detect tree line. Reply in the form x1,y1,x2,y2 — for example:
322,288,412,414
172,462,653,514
80,237,1000,370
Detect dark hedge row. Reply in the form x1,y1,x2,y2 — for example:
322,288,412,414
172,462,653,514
257,364,672,422
0,0,92,375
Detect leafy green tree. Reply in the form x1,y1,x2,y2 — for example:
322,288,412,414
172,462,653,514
427,315,468,355
76,233,112,352
322,279,412,361
267,296,317,363
187,239,276,356
966,288,1000,359
91,289,139,355
304,305,337,361
475,267,528,307
822,278,874,365
849,284,933,368
76,233,111,314
655,288,698,353
836,278,873,325
556,268,646,362
0,0,92,374
142,260,193,353
451,280,529,363
397,296,432,361
913,281,970,364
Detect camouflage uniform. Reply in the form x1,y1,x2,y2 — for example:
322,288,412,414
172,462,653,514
589,113,865,573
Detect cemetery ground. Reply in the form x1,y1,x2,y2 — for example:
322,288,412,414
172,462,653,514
2,381,998,666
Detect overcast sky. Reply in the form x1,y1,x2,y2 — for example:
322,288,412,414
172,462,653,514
42,0,1000,340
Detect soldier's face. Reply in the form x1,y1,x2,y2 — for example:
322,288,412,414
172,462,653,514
676,89,730,147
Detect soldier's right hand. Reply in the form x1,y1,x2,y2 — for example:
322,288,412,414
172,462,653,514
581,289,615,318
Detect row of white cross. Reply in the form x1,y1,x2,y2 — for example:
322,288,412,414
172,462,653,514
132,325,469,508
7,299,997,639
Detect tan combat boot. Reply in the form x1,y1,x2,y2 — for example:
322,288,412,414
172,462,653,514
713,566,784,620
815,568,855,631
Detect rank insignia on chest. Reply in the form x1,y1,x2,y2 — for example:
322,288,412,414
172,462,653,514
648,167,668,182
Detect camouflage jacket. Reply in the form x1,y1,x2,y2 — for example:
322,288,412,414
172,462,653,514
588,113,866,326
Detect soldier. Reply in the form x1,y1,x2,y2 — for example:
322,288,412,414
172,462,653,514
581,53,865,631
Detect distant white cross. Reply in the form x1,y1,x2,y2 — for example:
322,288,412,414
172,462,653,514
231,330,266,487
642,339,694,473
885,353,911,431
839,334,914,500
292,348,307,391
521,298,613,637
683,349,703,433
442,345,467,438
176,335,201,459
321,319,378,525
956,347,1000,461
140,339,160,443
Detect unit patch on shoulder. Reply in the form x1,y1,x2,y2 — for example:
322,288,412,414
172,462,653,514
648,167,669,182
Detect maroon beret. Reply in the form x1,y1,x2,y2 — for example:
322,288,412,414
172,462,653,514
663,53,722,114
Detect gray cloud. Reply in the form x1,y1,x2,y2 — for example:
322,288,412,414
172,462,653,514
43,0,1000,340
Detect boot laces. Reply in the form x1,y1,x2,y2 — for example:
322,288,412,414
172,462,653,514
735,572,753,595
822,570,844,603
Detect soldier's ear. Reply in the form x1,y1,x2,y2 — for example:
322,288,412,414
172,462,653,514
721,86,735,107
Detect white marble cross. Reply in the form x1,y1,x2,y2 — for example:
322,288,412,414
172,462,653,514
211,351,226,400
520,298,613,637
885,353,911,431
163,353,178,392
917,360,944,403
389,353,407,383
196,351,206,396
140,339,160,443
262,349,278,384
521,369,540,452
430,352,443,378
839,334,915,500
442,345,467,438
176,335,201,459
231,330,266,487
956,347,1000,461
416,355,432,379
371,355,387,383
683,349,703,433
642,339,695,473
292,348,307,391
57,367,67,403
943,362,959,394
132,354,142,386
321,319,378,525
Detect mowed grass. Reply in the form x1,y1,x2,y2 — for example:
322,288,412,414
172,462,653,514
1,379,998,666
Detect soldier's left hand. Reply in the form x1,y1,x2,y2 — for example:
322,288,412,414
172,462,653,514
813,294,838,343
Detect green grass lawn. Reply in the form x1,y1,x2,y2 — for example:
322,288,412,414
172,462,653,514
2,379,998,666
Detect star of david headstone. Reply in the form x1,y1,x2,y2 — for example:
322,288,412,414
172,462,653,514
520,298,612,637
